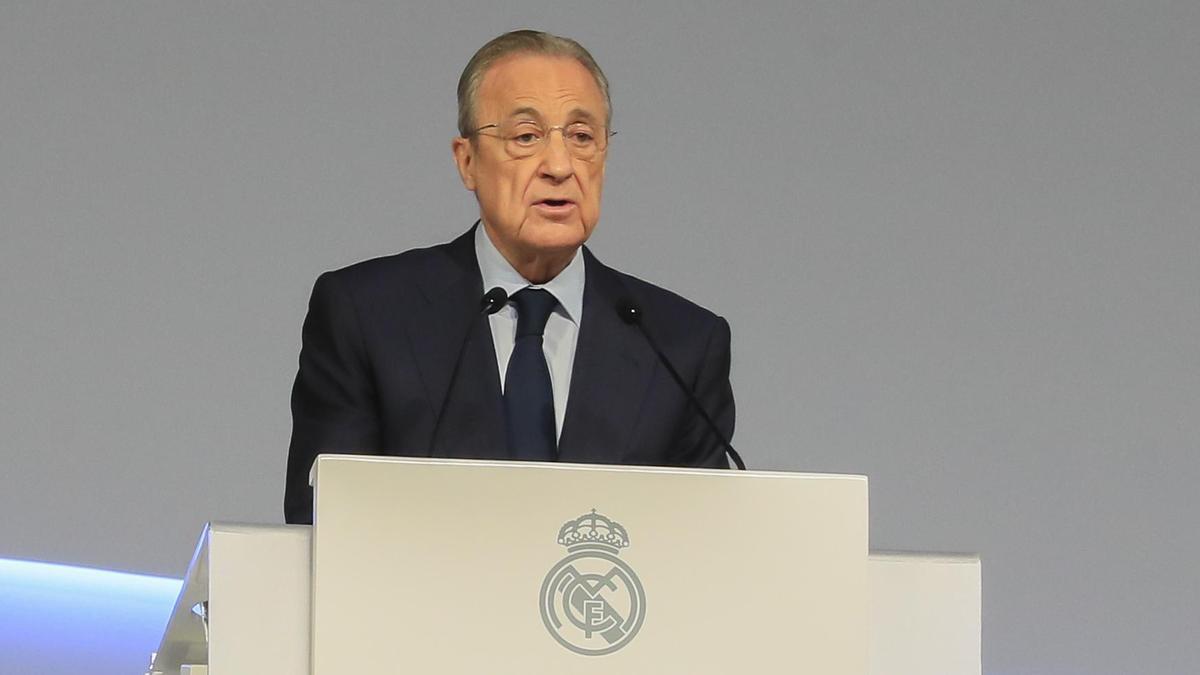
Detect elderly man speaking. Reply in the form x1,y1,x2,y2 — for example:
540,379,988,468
284,30,736,524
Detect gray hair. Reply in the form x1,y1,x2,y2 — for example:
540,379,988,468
457,30,612,138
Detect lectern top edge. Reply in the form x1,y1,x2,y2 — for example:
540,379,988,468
869,551,982,565
309,453,868,483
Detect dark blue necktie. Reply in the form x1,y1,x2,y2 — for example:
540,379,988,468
504,288,558,461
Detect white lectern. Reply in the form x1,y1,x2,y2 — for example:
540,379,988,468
150,456,980,674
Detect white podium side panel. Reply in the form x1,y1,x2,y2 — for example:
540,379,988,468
311,456,869,675
868,552,982,675
152,523,311,675
208,524,311,674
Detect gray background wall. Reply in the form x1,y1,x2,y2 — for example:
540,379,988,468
2,2,1197,673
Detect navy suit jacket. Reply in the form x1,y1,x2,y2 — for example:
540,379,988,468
284,228,734,524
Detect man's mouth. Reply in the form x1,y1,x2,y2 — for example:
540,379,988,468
532,199,577,218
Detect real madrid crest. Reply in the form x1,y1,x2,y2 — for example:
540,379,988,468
539,510,646,655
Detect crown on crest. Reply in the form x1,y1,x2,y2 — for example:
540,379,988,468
557,509,630,551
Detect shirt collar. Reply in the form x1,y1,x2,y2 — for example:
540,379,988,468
474,223,585,323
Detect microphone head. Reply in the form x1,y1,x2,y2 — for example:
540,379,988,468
481,287,509,315
615,297,642,325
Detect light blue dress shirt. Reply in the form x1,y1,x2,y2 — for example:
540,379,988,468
474,224,585,441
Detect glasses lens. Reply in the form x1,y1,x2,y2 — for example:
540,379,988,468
564,123,603,158
501,121,544,157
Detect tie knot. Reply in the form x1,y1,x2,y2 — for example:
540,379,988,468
511,288,558,338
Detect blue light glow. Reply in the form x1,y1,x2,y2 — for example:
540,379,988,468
0,557,182,675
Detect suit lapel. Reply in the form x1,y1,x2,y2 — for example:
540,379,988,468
557,248,655,464
405,228,506,458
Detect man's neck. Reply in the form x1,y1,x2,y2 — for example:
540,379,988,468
509,255,573,284
480,225,577,284
474,223,586,324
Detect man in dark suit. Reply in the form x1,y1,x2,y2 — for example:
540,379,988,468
285,30,734,524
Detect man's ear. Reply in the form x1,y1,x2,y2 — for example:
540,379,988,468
451,137,476,191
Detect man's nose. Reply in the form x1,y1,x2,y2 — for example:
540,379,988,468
537,128,574,181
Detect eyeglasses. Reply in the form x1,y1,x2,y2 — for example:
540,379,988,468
470,119,615,161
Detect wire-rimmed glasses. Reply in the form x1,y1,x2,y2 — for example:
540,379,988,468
470,119,615,161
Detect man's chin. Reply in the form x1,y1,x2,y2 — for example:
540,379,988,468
523,218,592,250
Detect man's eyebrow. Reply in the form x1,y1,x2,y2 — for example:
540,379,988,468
566,108,599,124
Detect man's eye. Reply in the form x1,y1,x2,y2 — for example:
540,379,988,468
511,131,543,145
566,126,597,145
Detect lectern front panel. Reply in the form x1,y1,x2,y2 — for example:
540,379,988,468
311,456,867,674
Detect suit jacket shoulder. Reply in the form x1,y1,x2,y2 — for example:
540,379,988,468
582,248,731,378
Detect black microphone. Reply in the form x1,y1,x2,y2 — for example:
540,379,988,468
615,298,746,470
480,286,509,316
429,287,509,452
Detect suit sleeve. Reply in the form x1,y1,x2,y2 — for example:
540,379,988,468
284,272,381,524
677,315,736,468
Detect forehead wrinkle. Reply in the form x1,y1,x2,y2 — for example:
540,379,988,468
507,105,544,121
477,55,608,126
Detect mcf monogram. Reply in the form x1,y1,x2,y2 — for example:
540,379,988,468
539,510,646,656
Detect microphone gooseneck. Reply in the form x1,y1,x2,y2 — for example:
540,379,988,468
429,287,510,453
615,297,747,470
